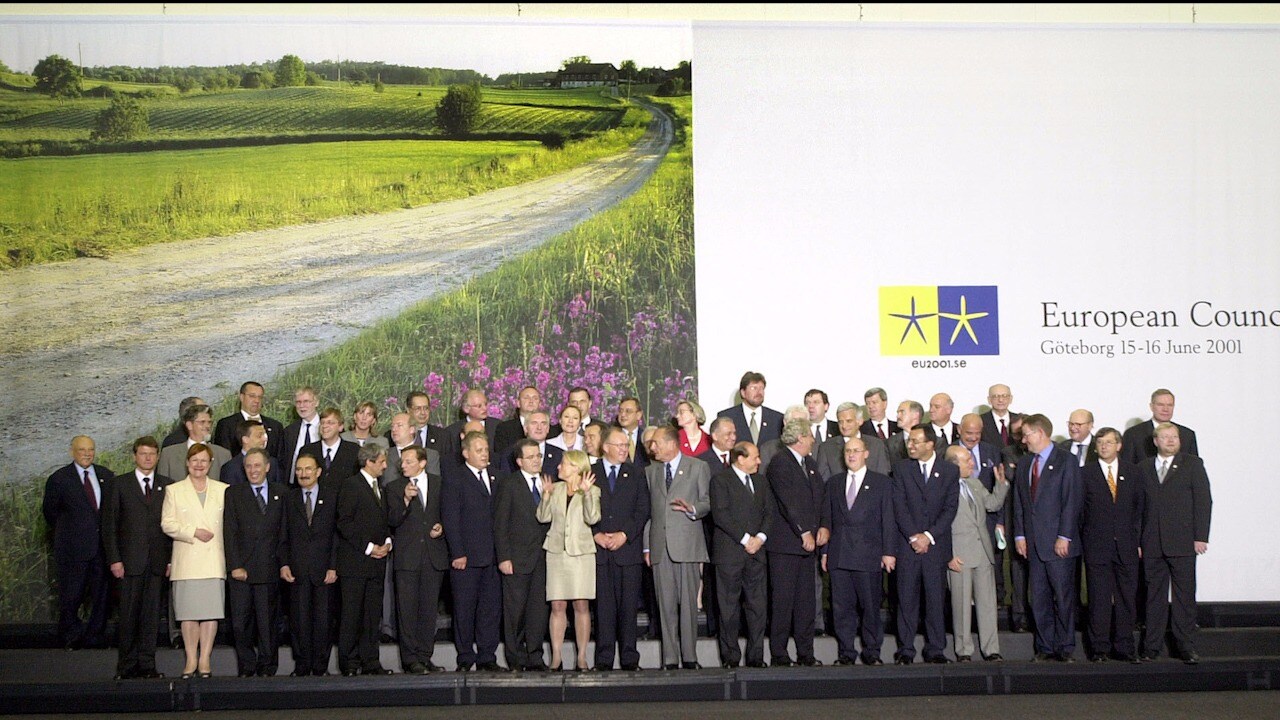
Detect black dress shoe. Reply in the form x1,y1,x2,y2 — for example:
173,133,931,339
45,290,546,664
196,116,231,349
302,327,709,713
238,671,256,677
422,662,444,673
833,657,855,666
256,669,276,677
955,655,972,663
478,661,511,673
1088,654,1108,663
593,663,613,672
405,662,428,675
364,666,394,675
1032,652,1053,663
745,660,768,669
1139,651,1159,662
620,663,641,671
797,657,822,667
1182,651,1200,665
1112,652,1137,663
1012,622,1031,633
456,663,474,672
1057,654,1075,663
863,657,884,666
139,670,165,680
681,661,701,670
771,657,794,667
313,670,331,677
342,669,359,677
894,655,913,665
113,673,131,681
290,669,310,677
662,663,679,670
984,654,1004,663
925,656,951,665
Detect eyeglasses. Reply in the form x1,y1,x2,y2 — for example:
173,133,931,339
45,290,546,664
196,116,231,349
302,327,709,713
989,394,1012,400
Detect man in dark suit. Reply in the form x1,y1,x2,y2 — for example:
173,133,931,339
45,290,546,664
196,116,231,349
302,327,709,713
335,444,394,676
214,381,284,460
161,396,205,448
804,389,840,445
279,452,339,676
1123,388,1199,464
493,386,541,458
280,386,321,484
43,435,114,650
1140,422,1212,665
886,400,924,467
821,437,896,666
590,427,651,671
860,387,899,442
443,389,500,464
614,396,650,466
928,393,959,448
1080,427,1144,663
980,384,1020,448
404,391,448,455
101,436,172,678
224,448,287,676
386,445,449,674
552,387,595,437
1013,414,1083,662
696,416,739,641
765,419,826,667
221,419,283,486
300,407,361,483
954,413,1008,615
1059,409,1098,468
494,439,552,671
442,431,507,672
817,403,891,479
1001,416,1032,633
709,441,773,668
717,371,784,447
499,410,562,476
892,425,959,664
383,411,441,487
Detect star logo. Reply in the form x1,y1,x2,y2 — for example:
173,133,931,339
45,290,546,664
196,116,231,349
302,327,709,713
879,286,999,356
937,294,989,345
889,296,937,345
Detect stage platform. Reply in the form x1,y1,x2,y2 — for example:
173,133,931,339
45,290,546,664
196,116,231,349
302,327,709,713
2,626,1279,714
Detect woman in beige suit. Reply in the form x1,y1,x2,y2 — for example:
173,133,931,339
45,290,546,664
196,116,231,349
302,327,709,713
536,450,601,671
160,443,228,678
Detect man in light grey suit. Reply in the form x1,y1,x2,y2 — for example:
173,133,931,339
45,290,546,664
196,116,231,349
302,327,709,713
816,402,891,479
157,404,232,481
944,445,1009,662
644,425,711,669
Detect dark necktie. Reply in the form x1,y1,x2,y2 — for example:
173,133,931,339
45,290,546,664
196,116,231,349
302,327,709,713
1074,443,1085,466
920,462,928,484
143,477,153,504
1000,418,1008,444
371,480,381,503
813,425,822,443
82,469,97,511
745,474,755,496
304,489,313,524
719,452,729,468
1031,455,1041,501
302,422,311,445
478,469,489,495
876,422,886,440
608,465,618,493
530,476,541,504
664,462,673,492
255,484,267,514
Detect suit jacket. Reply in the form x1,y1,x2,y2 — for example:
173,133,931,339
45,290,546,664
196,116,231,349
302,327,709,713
892,456,960,560
279,482,339,584
160,478,228,581
886,431,910,467
161,425,187,448
300,439,362,485
815,434,891,480
1012,446,1082,561
385,474,449,573
644,455,710,563
951,475,1009,566
43,462,115,562
717,404,784,446
442,417,499,465
954,440,1006,530
223,480,287,583
214,412,285,461
1122,420,1199,464
280,417,320,481
611,425,650,467
765,449,826,557
697,447,734,474
442,463,498,567
498,442,563,478
590,460,650,566
382,444,442,487
157,442,232,483
220,453,282,486
710,466,774,566
493,417,527,459
1140,453,1212,558
1080,459,1144,563
1057,437,1099,468
931,422,959,448
494,471,553,572
101,469,173,576
335,472,391,579
822,469,895,572
538,482,601,557
860,418,899,443
980,410,1021,448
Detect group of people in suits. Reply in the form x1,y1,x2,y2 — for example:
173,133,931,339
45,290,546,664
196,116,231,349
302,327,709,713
43,373,1212,679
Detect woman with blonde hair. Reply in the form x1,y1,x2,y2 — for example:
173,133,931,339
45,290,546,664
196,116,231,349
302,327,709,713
160,443,228,678
341,401,388,449
536,449,601,671
675,399,710,457
547,404,584,452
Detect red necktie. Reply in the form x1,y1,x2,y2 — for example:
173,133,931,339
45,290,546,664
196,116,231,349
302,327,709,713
1030,455,1041,501
82,469,98,511
1000,419,1008,444
876,423,886,440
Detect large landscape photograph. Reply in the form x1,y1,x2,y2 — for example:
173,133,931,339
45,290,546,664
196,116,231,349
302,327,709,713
0,13,695,622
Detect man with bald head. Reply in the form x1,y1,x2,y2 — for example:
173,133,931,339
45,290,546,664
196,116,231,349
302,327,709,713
44,435,115,650
887,400,924,466
1058,409,1097,467
980,384,1021,448
444,388,500,463
944,444,1009,662
494,386,542,457
929,393,958,447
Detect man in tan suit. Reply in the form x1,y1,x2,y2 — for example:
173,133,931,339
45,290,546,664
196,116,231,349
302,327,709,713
944,445,1009,662
643,426,711,669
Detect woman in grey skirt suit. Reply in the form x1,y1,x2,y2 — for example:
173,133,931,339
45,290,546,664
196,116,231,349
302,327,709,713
160,443,228,678
536,450,601,671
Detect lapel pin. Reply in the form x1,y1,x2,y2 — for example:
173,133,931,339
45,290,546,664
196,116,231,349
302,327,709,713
1047,465,1055,471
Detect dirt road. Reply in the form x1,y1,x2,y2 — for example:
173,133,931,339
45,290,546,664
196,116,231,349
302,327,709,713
0,105,672,484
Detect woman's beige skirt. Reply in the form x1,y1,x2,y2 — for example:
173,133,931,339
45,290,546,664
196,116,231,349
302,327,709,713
545,551,596,601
